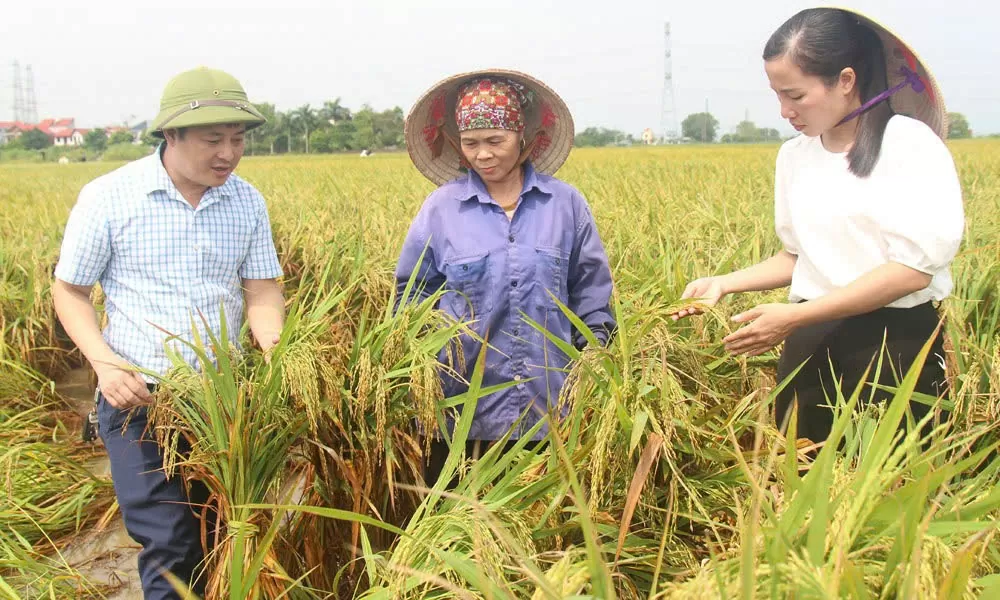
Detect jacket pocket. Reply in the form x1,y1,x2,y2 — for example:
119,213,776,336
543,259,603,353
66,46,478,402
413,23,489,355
534,246,570,313
443,252,492,320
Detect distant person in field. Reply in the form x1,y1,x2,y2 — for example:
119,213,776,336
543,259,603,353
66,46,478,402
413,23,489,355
52,67,285,599
395,70,616,484
672,7,963,445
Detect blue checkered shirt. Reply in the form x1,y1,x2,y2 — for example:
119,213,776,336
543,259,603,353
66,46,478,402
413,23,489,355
54,150,283,380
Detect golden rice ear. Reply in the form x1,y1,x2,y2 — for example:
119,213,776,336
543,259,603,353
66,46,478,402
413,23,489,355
279,331,329,433
354,347,375,420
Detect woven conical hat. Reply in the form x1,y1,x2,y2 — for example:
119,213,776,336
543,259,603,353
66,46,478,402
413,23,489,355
404,69,574,185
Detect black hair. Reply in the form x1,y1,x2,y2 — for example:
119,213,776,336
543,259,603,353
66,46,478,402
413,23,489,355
763,8,892,177
164,127,187,141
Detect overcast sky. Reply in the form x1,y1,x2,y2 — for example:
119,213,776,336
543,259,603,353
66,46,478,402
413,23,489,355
1,0,994,137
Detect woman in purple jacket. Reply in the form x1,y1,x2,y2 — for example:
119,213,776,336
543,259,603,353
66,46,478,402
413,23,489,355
396,69,616,484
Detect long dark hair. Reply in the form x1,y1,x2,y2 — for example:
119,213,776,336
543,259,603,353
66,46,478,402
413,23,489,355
763,8,891,177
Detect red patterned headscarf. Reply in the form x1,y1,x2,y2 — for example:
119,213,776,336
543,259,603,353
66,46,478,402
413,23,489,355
455,78,528,132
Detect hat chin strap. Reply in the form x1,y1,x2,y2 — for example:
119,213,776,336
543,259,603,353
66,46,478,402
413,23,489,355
158,99,265,131
836,65,926,127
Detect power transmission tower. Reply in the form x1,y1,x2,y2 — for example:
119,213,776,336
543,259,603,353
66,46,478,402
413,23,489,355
24,65,38,124
12,61,25,122
660,22,678,143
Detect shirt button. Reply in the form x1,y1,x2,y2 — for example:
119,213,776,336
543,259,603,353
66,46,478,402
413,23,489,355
511,281,517,288
513,375,522,381
508,235,515,243
513,327,520,335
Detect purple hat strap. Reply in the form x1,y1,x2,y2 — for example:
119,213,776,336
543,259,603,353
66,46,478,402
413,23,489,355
837,65,926,127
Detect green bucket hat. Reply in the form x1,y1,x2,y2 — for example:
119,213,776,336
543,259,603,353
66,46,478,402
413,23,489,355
150,67,266,138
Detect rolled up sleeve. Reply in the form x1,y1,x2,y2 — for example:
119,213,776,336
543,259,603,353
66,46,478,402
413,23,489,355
239,200,283,280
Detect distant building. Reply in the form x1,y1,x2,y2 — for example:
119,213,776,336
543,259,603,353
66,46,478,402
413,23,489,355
0,117,147,147
0,117,83,145
52,127,87,146
130,120,150,143
0,121,32,144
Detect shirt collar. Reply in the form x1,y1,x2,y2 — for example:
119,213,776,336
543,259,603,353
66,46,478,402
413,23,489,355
143,144,236,207
460,162,553,205
142,145,175,198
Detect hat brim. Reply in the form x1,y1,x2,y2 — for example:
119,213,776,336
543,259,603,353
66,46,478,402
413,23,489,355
831,6,947,139
404,69,575,186
150,105,266,138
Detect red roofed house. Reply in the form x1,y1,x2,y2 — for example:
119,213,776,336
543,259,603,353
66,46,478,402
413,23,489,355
51,126,87,147
0,118,85,146
0,121,33,144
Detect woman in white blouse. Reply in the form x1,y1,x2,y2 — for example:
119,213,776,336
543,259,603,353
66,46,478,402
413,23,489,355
672,7,964,444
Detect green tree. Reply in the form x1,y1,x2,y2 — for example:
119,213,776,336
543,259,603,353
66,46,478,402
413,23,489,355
108,130,135,145
373,107,404,147
947,112,971,139
722,121,782,144
352,105,377,150
84,130,108,152
289,105,318,153
759,127,781,142
574,127,629,147
318,98,352,125
140,129,160,147
20,128,52,150
681,112,719,143
331,120,358,151
272,132,290,154
735,120,759,142
251,102,283,154
280,109,296,153
308,128,335,153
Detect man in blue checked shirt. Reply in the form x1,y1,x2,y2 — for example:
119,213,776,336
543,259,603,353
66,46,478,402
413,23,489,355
52,67,284,600
397,70,616,485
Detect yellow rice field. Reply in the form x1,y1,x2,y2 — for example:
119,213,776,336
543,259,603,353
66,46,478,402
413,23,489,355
2,141,999,598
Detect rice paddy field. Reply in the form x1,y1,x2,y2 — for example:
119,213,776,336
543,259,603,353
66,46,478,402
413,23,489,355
2,141,1000,599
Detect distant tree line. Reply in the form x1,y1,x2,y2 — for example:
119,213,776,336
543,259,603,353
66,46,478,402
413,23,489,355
132,98,406,155
234,99,404,155
573,111,977,147
2,102,982,158
574,127,635,147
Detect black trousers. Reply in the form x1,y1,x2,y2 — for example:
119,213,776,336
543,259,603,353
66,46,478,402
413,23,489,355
775,302,947,444
98,389,217,599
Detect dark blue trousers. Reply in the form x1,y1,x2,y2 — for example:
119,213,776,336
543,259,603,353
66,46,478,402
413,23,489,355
98,392,213,599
